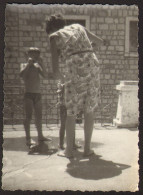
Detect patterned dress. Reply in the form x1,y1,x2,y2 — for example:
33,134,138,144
50,24,100,116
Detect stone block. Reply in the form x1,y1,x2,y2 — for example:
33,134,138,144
123,10,128,17
96,30,102,35
117,24,125,30
97,18,104,23
110,69,115,74
119,40,124,46
106,51,112,55
110,40,118,45
91,17,96,23
103,59,109,64
19,37,30,42
108,46,115,51
97,10,108,17
115,46,124,52
118,10,123,17
105,17,114,23
110,60,116,65
114,18,119,24
83,7,88,15
109,24,116,30
119,18,125,24
5,69,14,74
111,75,116,79
102,99,108,104
19,42,23,47
91,24,98,30
8,75,15,79
23,42,32,47
100,46,107,51
99,24,108,30
111,10,118,17
105,74,110,79
108,80,114,84
7,41,19,47
118,30,125,35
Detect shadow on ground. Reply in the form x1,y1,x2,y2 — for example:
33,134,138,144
127,127,138,131
3,136,103,153
66,151,130,180
28,142,58,155
3,136,131,180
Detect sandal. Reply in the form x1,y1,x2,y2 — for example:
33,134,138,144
57,151,74,159
83,149,94,157
73,144,82,150
38,136,52,142
26,138,36,148
58,145,65,150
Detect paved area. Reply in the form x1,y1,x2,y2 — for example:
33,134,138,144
2,124,139,191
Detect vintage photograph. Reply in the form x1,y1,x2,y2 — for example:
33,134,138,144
2,4,139,191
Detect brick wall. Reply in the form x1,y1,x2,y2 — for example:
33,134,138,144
4,4,138,124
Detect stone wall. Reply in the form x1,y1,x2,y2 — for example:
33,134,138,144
4,4,138,124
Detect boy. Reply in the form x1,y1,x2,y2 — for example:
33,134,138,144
20,47,52,147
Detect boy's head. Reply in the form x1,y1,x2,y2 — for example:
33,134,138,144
27,47,40,61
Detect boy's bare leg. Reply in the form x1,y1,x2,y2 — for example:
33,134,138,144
24,97,33,146
83,111,94,156
34,97,43,140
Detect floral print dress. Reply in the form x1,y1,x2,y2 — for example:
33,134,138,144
50,24,100,116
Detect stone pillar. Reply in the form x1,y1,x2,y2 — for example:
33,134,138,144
113,81,138,128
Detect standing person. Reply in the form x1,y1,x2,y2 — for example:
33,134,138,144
46,14,105,158
20,47,52,147
57,80,81,150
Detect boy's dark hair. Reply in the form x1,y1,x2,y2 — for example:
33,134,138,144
46,14,66,34
27,47,40,55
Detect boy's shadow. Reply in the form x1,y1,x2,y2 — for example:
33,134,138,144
28,142,57,155
3,136,58,155
66,151,130,180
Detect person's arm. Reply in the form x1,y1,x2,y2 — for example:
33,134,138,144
84,27,104,46
31,57,53,79
19,58,33,78
50,37,59,73
50,37,64,80
36,57,47,78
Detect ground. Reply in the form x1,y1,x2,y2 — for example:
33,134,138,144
2,124,139,192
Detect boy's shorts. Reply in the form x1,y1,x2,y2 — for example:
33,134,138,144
24,93,41,105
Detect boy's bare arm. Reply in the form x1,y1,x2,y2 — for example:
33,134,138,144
19,58,33,78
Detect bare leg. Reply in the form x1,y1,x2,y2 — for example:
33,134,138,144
83,111,94,155
24,96,33,145
34,96,44,141
65,115,76,157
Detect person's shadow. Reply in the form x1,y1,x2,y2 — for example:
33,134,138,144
66,151,130,180
28,142,57,155
3,136,58,155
